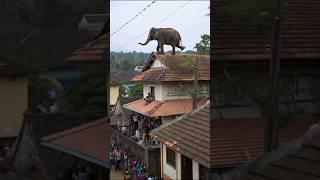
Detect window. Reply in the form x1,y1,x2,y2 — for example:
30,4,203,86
199,164,209,180
166,147,176,168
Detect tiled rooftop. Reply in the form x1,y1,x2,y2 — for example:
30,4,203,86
0,56,37,76
213,0,320,61
123,98,208,117
66,33,108,62
212,115,315,168
132,53,210,82
151,102,211,167
41,118,109,167
230,123,320,180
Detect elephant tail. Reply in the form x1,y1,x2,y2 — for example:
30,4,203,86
178,40,185,51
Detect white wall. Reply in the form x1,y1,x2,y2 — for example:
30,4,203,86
143,82,209,102
151,59,166,68
161,116,176,124
162,144,177,180
143,83,163,101
192,161,199,180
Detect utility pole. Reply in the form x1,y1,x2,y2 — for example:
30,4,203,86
264,0,283,153
192,57,199,110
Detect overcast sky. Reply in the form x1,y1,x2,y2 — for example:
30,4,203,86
110,1,210,53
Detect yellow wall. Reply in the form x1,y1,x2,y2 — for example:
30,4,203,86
0,76,28,138
110,85,119,106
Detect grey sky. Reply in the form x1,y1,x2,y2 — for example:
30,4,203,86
110,1,210,53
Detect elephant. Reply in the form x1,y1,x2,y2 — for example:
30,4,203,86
139,27,185,55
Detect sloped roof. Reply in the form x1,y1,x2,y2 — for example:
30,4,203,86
211,115,315,168
13,112,107,179
82,14,108,24
0,56,37,76
66,33,108,62
123,98,208,117
79,14,108,38
41,118,109,168
213,0,320,61
151,102,211,167
132,52,210,82
229,123,320,180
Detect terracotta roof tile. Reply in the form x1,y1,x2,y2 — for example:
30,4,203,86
213,0,320,61
230,123,320,180
66,33,108,62
41,118,109,166
151,102,211,167
123,98,208,117
0,57,37,76
132,53,210,82
212,115,315,168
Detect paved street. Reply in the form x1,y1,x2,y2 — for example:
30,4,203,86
110,169,124,180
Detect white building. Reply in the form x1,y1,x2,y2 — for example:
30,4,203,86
151,102,211,180
123,52,210,123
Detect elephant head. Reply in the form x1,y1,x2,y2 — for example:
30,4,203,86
139,27,159,46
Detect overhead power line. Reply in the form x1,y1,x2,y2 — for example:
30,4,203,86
111,1,156,36
114,0,191,52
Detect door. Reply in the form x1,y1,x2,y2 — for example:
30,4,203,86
181,154,193,180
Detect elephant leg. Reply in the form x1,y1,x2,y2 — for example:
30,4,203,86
171,46,176,55
160,43,165,54
156,43,160,53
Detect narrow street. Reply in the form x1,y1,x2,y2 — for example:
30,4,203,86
110,169,124,180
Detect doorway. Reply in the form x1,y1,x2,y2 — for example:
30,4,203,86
181,154,193,180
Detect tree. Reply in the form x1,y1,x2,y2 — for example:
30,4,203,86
128,83,143,99
60,64,107,112
194,34,210,54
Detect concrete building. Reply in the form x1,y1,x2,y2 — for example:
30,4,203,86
151,102,211,180
0,58,35,144
124,52,210,123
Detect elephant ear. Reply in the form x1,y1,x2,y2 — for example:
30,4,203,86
154,30,159,40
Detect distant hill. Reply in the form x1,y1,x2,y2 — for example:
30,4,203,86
111,51,150,71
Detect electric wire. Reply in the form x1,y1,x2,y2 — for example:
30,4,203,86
111,1,156,36
113,0,191,52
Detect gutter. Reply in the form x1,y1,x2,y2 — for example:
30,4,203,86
41,142,109,169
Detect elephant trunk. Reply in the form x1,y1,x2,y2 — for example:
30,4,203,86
138,36,151,46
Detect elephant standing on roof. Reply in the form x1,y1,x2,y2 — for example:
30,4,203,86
139,27,185,55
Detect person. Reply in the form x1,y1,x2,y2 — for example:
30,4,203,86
145,126,150,144
115,149,121,171
133,114,138,132
124,170,130,180
3,144,10,157
78,166,89,180
121,124,127,135
109,151,113,170
124,152,128,171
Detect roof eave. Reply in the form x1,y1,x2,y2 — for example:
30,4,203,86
41,142,109,169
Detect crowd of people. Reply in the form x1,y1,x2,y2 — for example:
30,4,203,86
0,144,12,172
36,89,59,113
58,165,92,180
110,137,156,180
117,113,161,146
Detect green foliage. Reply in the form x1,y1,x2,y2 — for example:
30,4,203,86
60,64,107,112
111,51,149,71
194,34,210,54
128,83,143,99
28,75,62,112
